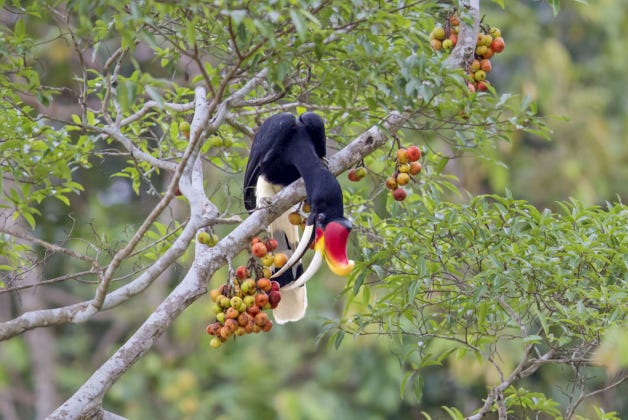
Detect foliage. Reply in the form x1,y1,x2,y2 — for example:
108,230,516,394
335,188,627,417
0,0,625,419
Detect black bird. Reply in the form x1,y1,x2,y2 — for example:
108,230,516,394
243,112,354,323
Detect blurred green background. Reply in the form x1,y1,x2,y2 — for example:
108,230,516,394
1,0,627,419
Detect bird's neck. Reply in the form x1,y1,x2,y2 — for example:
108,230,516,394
290,149,344,219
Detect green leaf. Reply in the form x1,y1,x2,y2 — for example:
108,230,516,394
400,370,413,399
20,211,36,229
55,194,70,206
353,270,365,295
523,334,544,344
489,0,505,9
547,0,560,15
289,10,307,41
434,156,449,174
441,405,464,420
14,18,25,38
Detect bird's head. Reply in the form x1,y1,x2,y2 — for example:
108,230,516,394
272,211,355,287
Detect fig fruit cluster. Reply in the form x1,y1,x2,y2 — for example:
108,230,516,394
429,13,459,52
206,236,286,348
429,11,506,93
206,276,281,348
250,236,289,275
385,146,422,202
466,24,505,92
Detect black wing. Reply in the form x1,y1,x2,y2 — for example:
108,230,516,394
243,113,297,212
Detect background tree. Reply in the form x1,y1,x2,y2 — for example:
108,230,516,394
0,1,625,419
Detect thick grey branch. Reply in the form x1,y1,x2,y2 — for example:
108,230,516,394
444,0,480,70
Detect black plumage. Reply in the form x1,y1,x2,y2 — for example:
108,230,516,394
243,112,353,323
243,112,327,213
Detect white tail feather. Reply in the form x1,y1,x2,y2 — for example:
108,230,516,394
272,285,308,324
257,176,308,323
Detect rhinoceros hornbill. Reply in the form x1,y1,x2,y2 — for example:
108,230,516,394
243,112,354,324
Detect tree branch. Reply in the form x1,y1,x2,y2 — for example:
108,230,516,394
84,86,212,316
444,0,480,70
564,373,627,419
0,224,98,267
47,111,406,418
466,348,557,420
0,57,273,340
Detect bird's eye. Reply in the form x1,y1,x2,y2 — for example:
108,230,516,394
316,213,326,225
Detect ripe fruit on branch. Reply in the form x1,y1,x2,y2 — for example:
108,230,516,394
225,306,239,319
406,146,422,162
396,148,409,164
474,70,486,82
273,252,288,268
491,37,505,53
430,26,445,41
475,45,488,57
477,80,490,91
348,166,367,182
265,238,278,251
251,242,268,257
236,266,249,280
480,59,492,73
385,176,398,190
255,312,269,327
247,305,261,317
478,34,493,47
288,211,304,226
255,292,269,308
409,162,422,175
398,163,411,174
257,277,272,292
260,253,275,267
268,290,281,309
241,278,255,294
396,173,410,186
392,188,407,201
